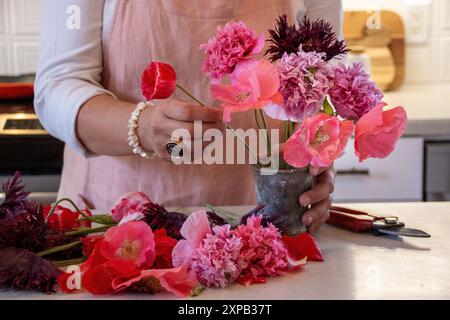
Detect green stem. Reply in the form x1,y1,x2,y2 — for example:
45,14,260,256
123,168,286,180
254,109,262,130
177,83,262,166
64,225,112,237
37,241,82,257
259,109,271,157
52,257,87,268
176,84,205,106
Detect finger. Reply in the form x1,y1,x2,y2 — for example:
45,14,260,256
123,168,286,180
163,102,222,123
164,118,225,140
309,165,332,177
300,169,335,206
303,198,332,233
301,196,331,227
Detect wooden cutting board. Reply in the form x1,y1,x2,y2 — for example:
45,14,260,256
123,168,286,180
344,10,405,91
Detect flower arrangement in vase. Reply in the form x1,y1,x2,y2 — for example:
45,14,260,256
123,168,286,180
150,16,407,235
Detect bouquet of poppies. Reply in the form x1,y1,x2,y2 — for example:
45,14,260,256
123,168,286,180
0,173,322,296
143,16,406,167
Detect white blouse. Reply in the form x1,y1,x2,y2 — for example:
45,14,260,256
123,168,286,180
34,0,343,157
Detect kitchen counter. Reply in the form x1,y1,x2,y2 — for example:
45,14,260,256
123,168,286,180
1,202,449,300
384,84,450,138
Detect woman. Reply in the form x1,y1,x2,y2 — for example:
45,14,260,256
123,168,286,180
35,0,341,233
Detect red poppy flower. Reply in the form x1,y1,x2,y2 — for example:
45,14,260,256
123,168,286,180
141,61,177,100
153,229,177,269
58,271,77,293
282,233,324,262
81,235,104,257
43,205,92,231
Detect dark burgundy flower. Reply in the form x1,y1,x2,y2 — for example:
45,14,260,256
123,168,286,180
0,246,61,293
265,15,349,62
0,171,33,220
239,204,270,226
206,211,228,227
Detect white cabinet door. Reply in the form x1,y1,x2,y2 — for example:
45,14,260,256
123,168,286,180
9,0,41,35
0,0,41,76
334,137,424,202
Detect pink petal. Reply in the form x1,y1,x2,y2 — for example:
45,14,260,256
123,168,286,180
253,60,280,100
180,210,211,248
283,130,313,168
171,239,194,268
111,192,151,223
250,33,266,55
111,265,198,297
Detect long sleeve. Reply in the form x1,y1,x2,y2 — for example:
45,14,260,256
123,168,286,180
34,0,116,157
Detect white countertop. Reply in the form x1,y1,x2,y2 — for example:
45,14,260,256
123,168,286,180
2,202,450,300
384,84,450,137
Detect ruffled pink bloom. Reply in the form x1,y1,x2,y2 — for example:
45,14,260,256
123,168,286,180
111,191,151,222
111,264,199,297
264,51,332,122
100,221,155,269
329,62,384,120
355,103,407,161
284,113,354,168
233,215,288,280
200,21,265,82
171,210,212,268
191,224,243,288
211,59,283,122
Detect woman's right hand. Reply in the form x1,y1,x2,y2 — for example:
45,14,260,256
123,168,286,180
139,98,224,161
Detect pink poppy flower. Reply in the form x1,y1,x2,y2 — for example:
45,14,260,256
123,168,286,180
354,103,407,162
111,264,198,297
200,21,265,82
111,191,151,222
211,59,283,122
171,210,212,268
284,113,354,168
100,221,155,269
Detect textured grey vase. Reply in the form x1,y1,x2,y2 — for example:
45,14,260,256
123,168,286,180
251,165,313,236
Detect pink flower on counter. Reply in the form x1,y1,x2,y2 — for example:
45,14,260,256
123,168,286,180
329,63,384,120
211,59,283,122
111,191,151,222
233,215,288,282
284,113,354,168
171,210,212,268
100,221,155,269
111,264,198,297
191,224,243,288
200,21,265,82
354,103,407,162
264,50,332,122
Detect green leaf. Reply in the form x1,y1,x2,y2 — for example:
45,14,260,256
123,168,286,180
323,98,335,116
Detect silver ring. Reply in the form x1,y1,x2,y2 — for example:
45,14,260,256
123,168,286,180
165,141,184,158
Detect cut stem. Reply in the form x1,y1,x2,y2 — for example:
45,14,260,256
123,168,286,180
37,241,82,257
64,225,112,237
259,109,271,157
52,257,87,268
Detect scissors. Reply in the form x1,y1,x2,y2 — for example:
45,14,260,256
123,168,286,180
327,206,431,238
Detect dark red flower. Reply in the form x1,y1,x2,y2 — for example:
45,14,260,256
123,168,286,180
153,229,177,269
282,233,324,262
0,246,61,293
81,235,104,257
141,61,177,100
265,15,349,62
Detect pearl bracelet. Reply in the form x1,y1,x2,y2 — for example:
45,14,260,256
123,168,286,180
127,101,155,159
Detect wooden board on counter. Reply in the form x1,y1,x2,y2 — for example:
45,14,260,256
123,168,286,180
344,11,405,91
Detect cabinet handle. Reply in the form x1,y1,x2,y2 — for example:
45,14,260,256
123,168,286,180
337,169,370,176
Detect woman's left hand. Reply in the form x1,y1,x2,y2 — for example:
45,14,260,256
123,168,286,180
299,165,336,234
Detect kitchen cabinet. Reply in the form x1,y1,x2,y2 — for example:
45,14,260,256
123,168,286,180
334,137,424,202
0,0,41,76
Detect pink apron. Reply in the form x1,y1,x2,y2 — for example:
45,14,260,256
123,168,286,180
58,0,298,209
